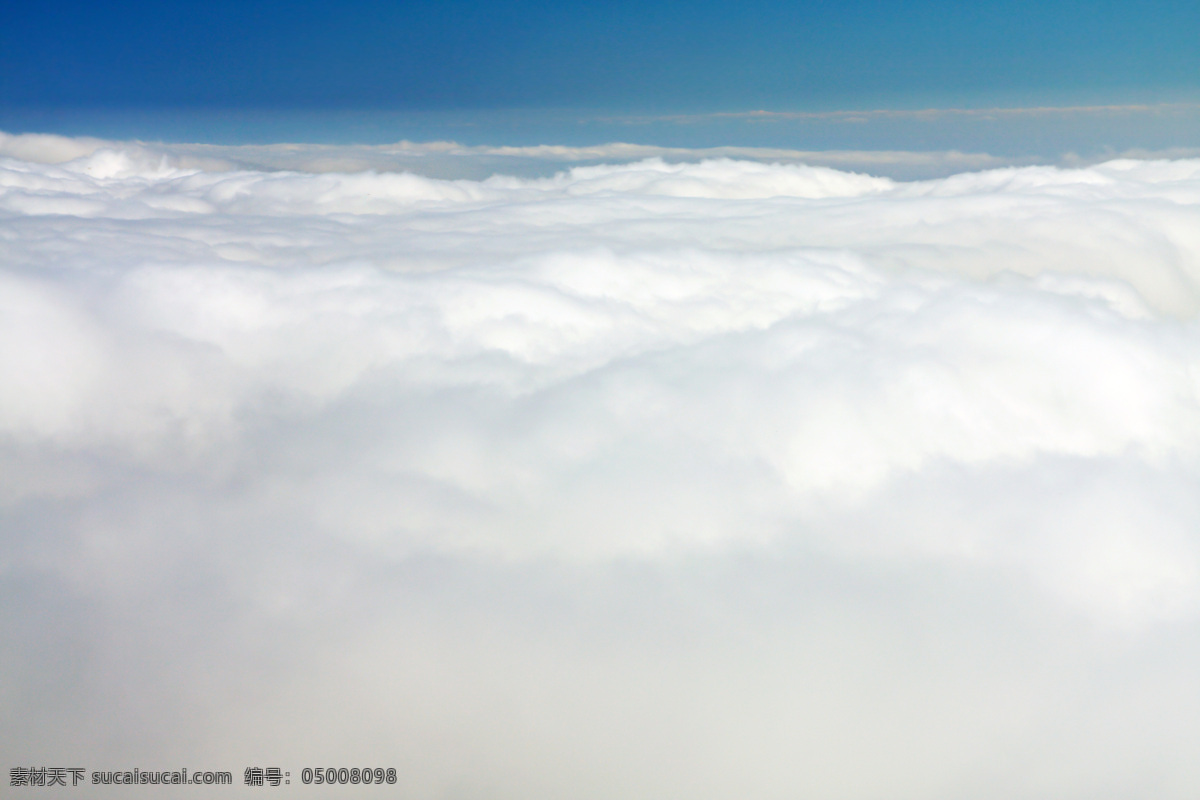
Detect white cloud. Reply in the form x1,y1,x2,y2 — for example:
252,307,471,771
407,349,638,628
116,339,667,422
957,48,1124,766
4,137,1200,798
0,130,1034,178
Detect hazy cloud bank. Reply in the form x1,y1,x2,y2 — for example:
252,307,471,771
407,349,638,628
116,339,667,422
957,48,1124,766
3,138,1200,798
616,100,1200,124
0,130,1059,179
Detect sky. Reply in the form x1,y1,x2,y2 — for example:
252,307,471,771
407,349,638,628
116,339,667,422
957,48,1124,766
3,0,1200,154
4,3,1200,799
3,0,1200,111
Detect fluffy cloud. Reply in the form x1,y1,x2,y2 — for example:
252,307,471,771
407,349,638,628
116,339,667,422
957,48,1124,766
3,139,1200,798
0,130,1037,179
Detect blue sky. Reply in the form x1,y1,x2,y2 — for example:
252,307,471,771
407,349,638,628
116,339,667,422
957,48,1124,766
2,0,1200,153
3,0,1198,111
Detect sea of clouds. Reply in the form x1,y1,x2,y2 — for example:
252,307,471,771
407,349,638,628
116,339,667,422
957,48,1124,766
3,132,1200,798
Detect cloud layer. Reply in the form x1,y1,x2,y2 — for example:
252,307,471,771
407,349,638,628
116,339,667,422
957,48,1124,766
0,129,1074,179
3,139,1200,798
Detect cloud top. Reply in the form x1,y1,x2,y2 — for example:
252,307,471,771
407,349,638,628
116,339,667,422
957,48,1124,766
4,136,1200,798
